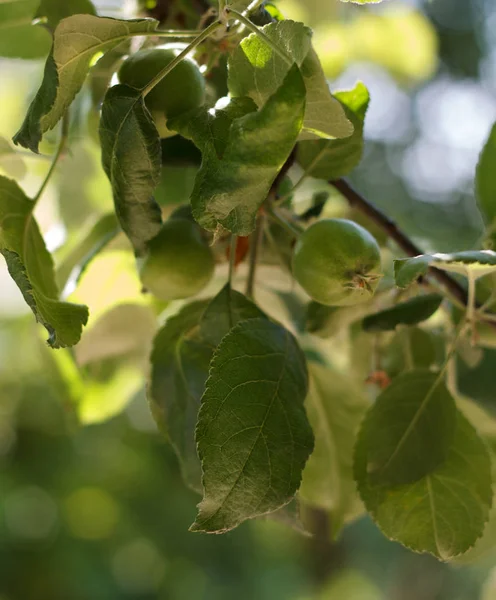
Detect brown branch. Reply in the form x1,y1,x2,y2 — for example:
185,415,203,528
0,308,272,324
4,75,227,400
330,178,470,307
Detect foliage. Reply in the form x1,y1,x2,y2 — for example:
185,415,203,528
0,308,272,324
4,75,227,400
2,0,496,569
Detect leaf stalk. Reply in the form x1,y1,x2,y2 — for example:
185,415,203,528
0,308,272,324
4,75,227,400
142,20,223,97
32,110,70,207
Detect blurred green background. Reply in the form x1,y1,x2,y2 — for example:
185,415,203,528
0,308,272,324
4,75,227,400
1,0,496,598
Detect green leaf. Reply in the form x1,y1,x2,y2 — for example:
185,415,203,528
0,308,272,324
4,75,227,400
394,251,496,288
13,15,159,152
340,0,384,3
299,363,368,537
35,0,97,30
358,370,457,485
149,288,267,493
476,123,496,242
0,176,88,348
228,21,352,140
200,284,266,346
56,213,120,291
192,318,313,533
362,294,443,332
0,0,52,59
297,82,370,179
99,85,162,255
149,301,212,493
172,65,306,235
355,409,492,560
0,136,27,179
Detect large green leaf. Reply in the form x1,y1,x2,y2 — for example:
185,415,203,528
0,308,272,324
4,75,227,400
355,409,492,560
200,284,266,346
172,65,306,235
0,176,88,348
297,82,369,179
476,123,496,244
35,0,97,30
192,318,313,533
299,363,368,537
149,301,211,493
13,15,159,152
362,294,443,332
0,0,51,59
99,85,162,255
149,288,265,493
228,21,352,140
358,370,457,485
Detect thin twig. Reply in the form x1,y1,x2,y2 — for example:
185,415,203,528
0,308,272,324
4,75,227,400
142,20,223,97
246,214,265,299
330,179,470,308
228,234,237,286
33,111,70,206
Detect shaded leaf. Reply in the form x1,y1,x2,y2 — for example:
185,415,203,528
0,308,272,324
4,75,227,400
35,0,97,30
362,294,443,332
359,370,457,485
300,363,368,537
192,318,313,533
297,82,369,179
99,85,162,255
0,176,88,347
13,15,159,152
149,301,211,493
172,65,306,235
0,0,51,59
477,122,496,244
355,409,492,560
150,290,270,494
200,284,266,346
228,20,352,140
395,251,496,288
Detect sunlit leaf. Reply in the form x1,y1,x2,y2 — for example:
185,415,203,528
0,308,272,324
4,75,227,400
300,363,368,537
192,318,313,533
0,176,88,347
172,66,305,235
99,85,162,255
297,82,369,179
395,251,496,288
13,15,159,152
228,20,352,140
362,294,443,332
355,409,492,559
358,370,457,485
